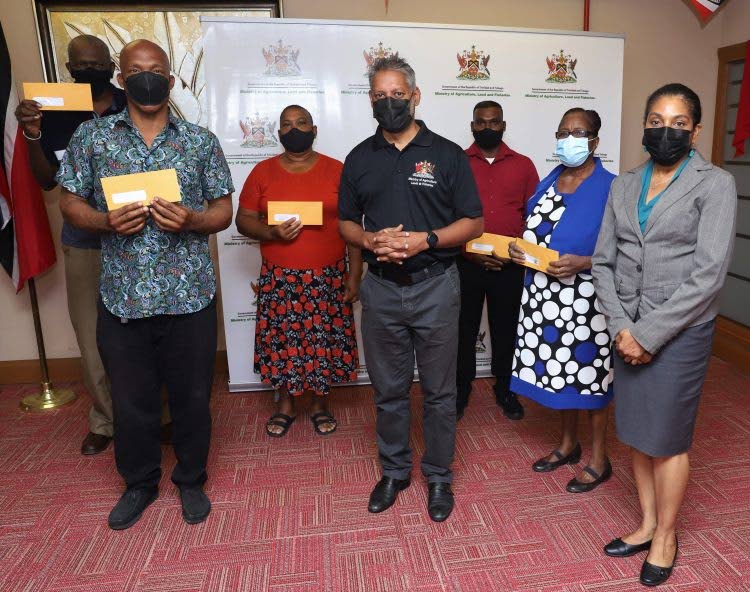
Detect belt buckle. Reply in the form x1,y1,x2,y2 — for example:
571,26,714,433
396,272,413,287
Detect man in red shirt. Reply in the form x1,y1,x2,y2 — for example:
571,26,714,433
457,101,539,420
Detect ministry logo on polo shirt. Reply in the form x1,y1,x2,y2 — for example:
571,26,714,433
409,161,437,188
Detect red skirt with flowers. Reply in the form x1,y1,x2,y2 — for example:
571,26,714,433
254,258,359,396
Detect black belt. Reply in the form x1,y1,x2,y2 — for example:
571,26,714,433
367,261,449,286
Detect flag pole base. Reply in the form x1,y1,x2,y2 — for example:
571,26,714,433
20,382,76,411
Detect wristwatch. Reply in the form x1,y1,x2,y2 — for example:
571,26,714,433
426,231,439,250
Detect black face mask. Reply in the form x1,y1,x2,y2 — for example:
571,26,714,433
124,71,170,107
70,68,113,97
279,127,315,153
473,128,504,151
642,127,692,166
372,97,413,133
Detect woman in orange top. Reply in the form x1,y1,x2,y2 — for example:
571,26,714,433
236,105,362,437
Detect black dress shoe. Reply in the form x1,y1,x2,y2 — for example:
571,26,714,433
81,432,112,455
640,539,678,587
368,476,411,513
496,391,524,420
179,485,211,524
427,482,454,522
108,487,158,530
604,537,652,557
532,443,582,472
566,458,613,493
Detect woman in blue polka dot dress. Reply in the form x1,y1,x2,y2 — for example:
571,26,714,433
508,108,616,493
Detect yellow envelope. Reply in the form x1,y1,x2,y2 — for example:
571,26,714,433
23,82,93,111
466,233,513,258
100,169,182,211
267,201,323,225
466,233,559,273
515,239,559,273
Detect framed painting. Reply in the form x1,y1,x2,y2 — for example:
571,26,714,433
33,0,282,126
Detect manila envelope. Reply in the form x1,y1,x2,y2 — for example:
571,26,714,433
267,201,323,225
100,169,182,211
23,82,93,111
466,233,514,258
466,233,559,273
515,239,559,273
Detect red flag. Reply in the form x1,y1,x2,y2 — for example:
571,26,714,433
689,0,727,23
732,40,750,158
0,22,56,292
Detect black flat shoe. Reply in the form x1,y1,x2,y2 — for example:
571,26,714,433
179,485,211,525
496,391,524,420
566,459,613,493
604,537,652,557
368,476,410,513
640,538,678,587
427,482,454,522
108,487,158,530
532,443,582,473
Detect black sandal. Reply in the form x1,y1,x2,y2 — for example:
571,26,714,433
266,413,296,438
311,411,337,436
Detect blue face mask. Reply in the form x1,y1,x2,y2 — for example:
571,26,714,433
555,136,593,167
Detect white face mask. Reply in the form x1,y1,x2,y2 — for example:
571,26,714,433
555,136,594,167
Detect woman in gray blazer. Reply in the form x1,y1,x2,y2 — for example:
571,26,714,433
592,83,737,587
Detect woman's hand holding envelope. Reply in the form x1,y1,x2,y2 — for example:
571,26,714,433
269,216,303,241
546,254,591,279
508,240,527,267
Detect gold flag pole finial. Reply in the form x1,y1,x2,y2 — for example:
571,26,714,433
19,277,76,411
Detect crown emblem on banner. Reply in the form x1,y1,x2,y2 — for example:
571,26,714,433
363,41,399,67
456,45,490,80
239,113,278,148
414,161,436,177
546,49,578,83
262,39,301,77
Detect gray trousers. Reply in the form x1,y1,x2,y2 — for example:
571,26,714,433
360,263,460,483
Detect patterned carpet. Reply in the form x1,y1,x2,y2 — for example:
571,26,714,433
0,358,748,592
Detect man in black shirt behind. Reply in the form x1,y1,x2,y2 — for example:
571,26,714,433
14,35,126,455
338,56,484,522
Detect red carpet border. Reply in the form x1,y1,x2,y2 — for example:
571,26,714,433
0,358,748,591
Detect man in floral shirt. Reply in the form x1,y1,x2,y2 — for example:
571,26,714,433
57,39,233,530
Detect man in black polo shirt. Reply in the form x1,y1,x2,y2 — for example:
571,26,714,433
338,56,483,522
14,35,126,455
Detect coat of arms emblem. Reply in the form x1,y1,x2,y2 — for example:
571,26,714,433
414,161,436,177
363,41,399,66
240,113,278,148
546,49,578,83
475,330,487,354
456,45,490,80
262,39,301,77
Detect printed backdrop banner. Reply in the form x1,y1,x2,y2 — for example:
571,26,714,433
200,17,624,391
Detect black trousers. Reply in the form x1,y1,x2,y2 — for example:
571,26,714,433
456,257,524,411
97,298,217,490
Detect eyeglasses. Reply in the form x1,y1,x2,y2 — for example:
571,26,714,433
555,129,593,139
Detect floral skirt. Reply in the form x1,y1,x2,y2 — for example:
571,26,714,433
254,258,359,396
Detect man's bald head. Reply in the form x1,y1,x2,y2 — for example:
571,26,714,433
119,39,171,73
66,34,112,71
116,39,174,112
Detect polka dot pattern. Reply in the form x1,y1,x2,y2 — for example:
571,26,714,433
511,186,613,402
